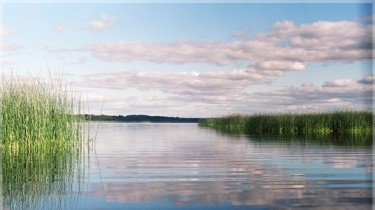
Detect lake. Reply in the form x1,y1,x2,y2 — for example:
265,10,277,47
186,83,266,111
3,123,373,209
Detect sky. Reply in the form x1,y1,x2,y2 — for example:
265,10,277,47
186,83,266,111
0,2,373,117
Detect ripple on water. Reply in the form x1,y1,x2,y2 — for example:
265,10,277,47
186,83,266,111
78,123,374,209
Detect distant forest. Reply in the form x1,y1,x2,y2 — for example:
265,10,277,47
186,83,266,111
84,114,202,123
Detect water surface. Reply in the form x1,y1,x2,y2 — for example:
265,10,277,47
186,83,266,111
4,123,373,209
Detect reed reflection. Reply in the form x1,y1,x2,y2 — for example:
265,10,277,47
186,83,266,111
2,142,84,210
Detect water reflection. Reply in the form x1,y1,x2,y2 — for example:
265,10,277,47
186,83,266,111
90,182,371,209
2,142,84,210
250,133,371,146
80,123,372,209
2,123,371,209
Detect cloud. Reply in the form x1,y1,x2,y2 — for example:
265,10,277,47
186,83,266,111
248,75,373,112
268,20,372,57
67,57,89,65
255,60,306,72
76,20,372,76
322,79,357,87
77,69,265,98
89,14,117,32
74,68,266,116
361,14,374,24
357,75,374,85
0,24,22,52
77,68,373,116
60,19,373,116
84,40,236,65
54,25,65,32
0,24,12,37
1,43,22,52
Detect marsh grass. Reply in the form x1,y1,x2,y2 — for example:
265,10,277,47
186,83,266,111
0,74,85,210
199,111,373,145
0,74,84,148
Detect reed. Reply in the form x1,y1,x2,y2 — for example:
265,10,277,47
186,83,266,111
0,74,84,148
0,74,85,210
199,111,373,145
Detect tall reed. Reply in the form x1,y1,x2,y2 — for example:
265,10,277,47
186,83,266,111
199,111,373,145
0,74,84,149
0,74,85,210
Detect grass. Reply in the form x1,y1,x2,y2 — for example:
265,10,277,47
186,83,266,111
0,74,86,210
0,74,84,149
199,111,373,145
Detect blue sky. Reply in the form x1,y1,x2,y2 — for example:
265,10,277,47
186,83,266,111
1,3,373,117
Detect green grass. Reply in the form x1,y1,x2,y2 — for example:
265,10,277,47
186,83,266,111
0,74,86,210
199,111,373,145
0,74,84,149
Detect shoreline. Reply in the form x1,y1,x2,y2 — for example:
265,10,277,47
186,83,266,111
199,111,373,145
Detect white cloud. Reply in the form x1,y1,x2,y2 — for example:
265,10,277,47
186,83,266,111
78,20,372,76
54,25,65,32
322,79,357,87
0,24,22,52
89,14,117,32
74,68,266,116
248,75,373,113
255,60,306,71
77,68,373,116
1,43,22,52
53,19,373,116
85,40,235,65
77,69,265,98
67,57,89,65
0,24,12,37
327,98,342,103
269,21,372,60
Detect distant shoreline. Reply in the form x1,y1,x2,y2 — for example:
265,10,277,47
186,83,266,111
84,114,203,123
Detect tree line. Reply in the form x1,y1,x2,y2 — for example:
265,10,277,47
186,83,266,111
84,114,202,123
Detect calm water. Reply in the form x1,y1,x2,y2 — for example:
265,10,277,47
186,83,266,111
4,123,373,209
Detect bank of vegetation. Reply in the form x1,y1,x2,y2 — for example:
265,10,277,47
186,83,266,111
0,74,85,210
199,111,373,145
85,114,201,123
0,75,84,150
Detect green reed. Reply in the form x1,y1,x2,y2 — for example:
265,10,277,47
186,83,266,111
0,75,84,148
199,111,373,145
0,74,86,210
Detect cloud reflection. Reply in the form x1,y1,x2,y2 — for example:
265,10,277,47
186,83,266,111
85,124,372,209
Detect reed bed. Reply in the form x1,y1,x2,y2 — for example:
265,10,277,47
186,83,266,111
0,74,84,149
0,74,85,210
199,111,373,145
